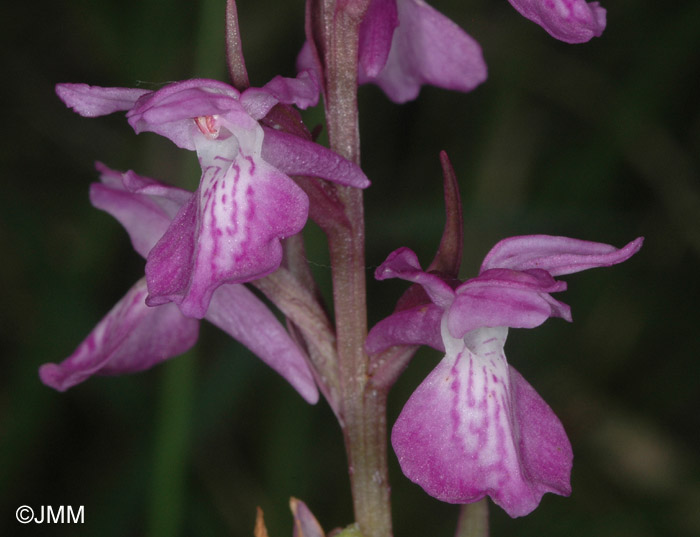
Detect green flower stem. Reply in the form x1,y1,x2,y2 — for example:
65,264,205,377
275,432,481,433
320,2,393,536
455,500,489,537
147,349,195,537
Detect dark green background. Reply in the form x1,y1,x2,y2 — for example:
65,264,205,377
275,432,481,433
2,0,699,536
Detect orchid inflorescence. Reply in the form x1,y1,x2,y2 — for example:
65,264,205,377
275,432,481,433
44,0,640,535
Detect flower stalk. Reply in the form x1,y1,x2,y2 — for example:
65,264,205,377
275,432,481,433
313,1,393,535
455,500,489,537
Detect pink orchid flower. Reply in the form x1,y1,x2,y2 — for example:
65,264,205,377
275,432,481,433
56,74,369,319
39,164,319,404
367,235,643,516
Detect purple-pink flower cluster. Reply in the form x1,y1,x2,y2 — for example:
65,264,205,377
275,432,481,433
44,0,630,524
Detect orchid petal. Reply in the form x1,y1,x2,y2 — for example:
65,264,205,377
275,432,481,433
507,0,606,43
126,80,244,150
55,83,150,117
260,70,320,110
391,325,571,518
205,284,318,404
237,87,280,121
481,235,644,276
144,194,198,310
447,282,571,339
261,127,370,189
39,279,199,391
362,0,487,103
90,164,190,258
508,365,573,509
366,303,445,354
358,0,399,78
445,267,572,338
239,71,319,121
146,147,309,318
296,42,323,93
472,267,567,293
375,247,455,308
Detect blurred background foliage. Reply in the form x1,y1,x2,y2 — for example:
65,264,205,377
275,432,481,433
2,0,699,536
